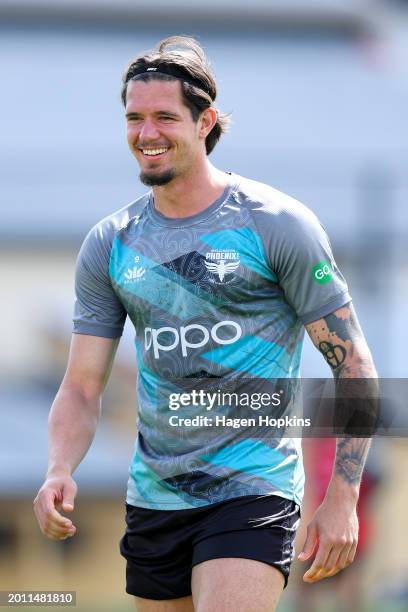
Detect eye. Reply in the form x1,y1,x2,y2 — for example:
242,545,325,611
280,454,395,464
159,115,176,122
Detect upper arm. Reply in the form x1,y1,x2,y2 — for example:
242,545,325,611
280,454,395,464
255,200,351,324
62,333,120,399
305,303,375,377
253,198,375,376
67,221,127,398
73,222,127,339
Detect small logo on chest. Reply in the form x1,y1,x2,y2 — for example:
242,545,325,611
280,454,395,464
124,256,146,284
204,250,240,284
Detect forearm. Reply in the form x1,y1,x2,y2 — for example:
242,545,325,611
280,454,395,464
306,304,378,502
47,384,101,477
302,305,378,580
328,355,378,503
324,438,370,507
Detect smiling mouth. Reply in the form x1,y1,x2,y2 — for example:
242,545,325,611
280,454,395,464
140,147,169,158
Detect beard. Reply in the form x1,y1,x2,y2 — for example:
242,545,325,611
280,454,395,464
140,167,177,187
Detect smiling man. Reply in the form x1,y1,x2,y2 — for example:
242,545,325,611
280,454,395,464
33,36,377,612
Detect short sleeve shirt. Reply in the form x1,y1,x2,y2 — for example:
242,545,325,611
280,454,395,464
73,174,351,509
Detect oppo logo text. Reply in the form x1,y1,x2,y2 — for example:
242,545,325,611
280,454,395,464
144,321,242,358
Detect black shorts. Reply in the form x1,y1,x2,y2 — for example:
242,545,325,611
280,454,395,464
119,494,301,600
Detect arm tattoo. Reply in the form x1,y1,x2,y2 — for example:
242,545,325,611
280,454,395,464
307,305,373,378
321,311,353,342
334,438,371,485
307,304,378,488
318,340,346,369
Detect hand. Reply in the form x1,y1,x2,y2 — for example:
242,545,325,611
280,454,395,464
298,496,358,583
33,475,77,541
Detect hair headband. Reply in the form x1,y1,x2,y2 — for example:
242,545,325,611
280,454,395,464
130,64,212,97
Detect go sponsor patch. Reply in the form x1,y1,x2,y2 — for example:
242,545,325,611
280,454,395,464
312,260,333,284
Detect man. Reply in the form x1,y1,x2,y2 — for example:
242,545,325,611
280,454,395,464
34,36,377,611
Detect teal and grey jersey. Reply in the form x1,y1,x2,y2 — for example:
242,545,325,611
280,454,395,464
73,174,351,509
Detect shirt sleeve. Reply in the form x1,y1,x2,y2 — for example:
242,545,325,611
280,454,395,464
265,204,351,324
72,222,127,338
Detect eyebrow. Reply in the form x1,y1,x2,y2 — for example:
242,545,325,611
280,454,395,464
125,110,180,119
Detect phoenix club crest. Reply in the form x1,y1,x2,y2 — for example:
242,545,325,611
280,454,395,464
204,258,240,283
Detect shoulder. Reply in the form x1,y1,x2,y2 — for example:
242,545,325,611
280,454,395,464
88,193,149,244
79,193,149,258
232,174,320,229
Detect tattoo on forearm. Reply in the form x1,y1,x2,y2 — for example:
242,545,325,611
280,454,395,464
318,341,346,369
307,305,374,377
308,306,377,472
335,438,370,485
321,311,353,342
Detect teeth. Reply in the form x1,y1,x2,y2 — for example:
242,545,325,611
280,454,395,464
142,148,168,156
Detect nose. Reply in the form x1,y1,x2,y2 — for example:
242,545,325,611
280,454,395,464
138,118,161,143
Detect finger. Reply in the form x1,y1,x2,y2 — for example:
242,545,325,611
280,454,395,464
34,494,72,532
298,523,318,561
35,489,67,522
37,498,75,533
312,539,354,580
303,541,333,582
44,528,66,540
335,541,354,571
43,521,75,539
325,567,342,579
62,481,77,512
346,540,358,566
46,506,74,529
45,528,75,541
321,546,344,578
43,522,76,539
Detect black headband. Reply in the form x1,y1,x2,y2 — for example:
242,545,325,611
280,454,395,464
130,64,212,97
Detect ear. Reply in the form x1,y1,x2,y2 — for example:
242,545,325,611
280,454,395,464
198,107,218,139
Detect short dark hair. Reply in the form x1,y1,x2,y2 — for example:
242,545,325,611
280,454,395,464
121,36,230,155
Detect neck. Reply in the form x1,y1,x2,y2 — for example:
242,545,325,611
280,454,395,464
151,160,230,219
